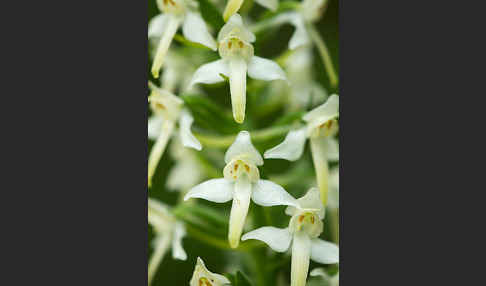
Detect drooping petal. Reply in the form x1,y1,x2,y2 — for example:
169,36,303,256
252,179,298,207
151,14,182,78
148,115,164,140
285,188,325,219
247,56,287,82
148,14,167,39
254,0,278,11
310,238,339,264
310,137,330,206
228,174,252,248
182,12,217,50
242,226,292,252
288,15,310,50
178,109,202,150
171,222,187,260
224,131,263,166
229,57,247,123
291,232,312,286
148,234,171,285
190,59,229,86
264,128,307,161
303,94,339,131
184,179,234,203
148,120,175,188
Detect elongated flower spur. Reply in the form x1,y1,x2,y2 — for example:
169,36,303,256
148,199,187,285
190,257,231,286
184,131,297,248
223,0,278,22
190,14,287,123
242,188,339,286
264,94,339,205
148,81,202,187
149,0,217,78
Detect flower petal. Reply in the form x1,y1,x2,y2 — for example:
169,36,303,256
224,131,263,166
228,175,252,248
148,14,167,39
151,14,181,78
171,222,187,260
178,109,202,150
190,59,229,86
285,188,325,219
303,94,339,128
264,128,307,161
252,179,297,207
148,115,164,140
288,15,310,49
148,120,175,188
218,14,255,43
228,58,248,123
184,179,234,203
247,56,286,81
291,232,312,286
310,238,339,264
309,267,328,278
182,12,217,50
254,0,278,10
242,226,292,252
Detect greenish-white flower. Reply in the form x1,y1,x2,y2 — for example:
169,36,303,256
264,94,339,205
148,199,187,285
190,257,231,286
149,0,217,78
184,131,297,248
242,188,339,286
148,82,202,187
166,138,205,193
190,14,287,124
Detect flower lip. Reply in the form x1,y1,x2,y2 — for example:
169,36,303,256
223,158,260,182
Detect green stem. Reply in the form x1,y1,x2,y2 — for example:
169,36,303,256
194,125,295,148
307,24,338,87
331,208,339,244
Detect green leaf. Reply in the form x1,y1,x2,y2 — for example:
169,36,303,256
228,271,253,286
173,34,213,50
195,0,225,31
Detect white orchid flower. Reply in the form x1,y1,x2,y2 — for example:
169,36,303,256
223,0,278,22
148,82,202,187
190,257,231,286
151,49,204,94
269,46,327,110
166,138,204,193
264,94,339,205
190,14,287,123
310,268,339,286
242,188,339,286
258,0,327,50
184,131,297,248
148,198,187,285
149,0,217,78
